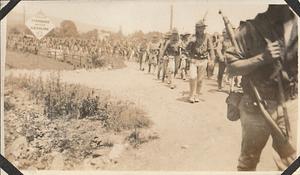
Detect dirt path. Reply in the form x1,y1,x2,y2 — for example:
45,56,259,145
6,62,276,171
57,62,276,171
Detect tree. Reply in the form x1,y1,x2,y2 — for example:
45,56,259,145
8,26,21,34
8,24,33,35
46,27,61,38
81,29,98,39
60,20,78,37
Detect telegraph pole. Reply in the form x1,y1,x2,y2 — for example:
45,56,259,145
169,5,173,30
23,3,26,25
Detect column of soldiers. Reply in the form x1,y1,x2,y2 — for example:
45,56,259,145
138,19,237,102
138,6,298,171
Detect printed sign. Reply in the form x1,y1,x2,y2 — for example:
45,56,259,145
25,11,55,40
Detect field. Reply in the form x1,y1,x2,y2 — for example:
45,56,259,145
5,50,126,70
5,50,74,70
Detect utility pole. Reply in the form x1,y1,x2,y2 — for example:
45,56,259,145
169,4,173,30
23,3,26,25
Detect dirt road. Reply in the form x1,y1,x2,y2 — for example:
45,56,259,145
57,62,276,171
6,62,276,171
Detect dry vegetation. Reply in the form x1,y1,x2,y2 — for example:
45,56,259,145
5,73,149,131
4,73,157,170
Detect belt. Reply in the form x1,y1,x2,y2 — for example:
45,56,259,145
191,54,208,60
191,56,207,60
167,56,175,59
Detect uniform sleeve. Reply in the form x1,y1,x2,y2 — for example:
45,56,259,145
215,41,224,62
158,41,164,58
226,22,269,76
207,35,216,61
161,41,170,57
186,41,193,57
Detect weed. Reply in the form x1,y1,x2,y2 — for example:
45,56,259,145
5,74,151,131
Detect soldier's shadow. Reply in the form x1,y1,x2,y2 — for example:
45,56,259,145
208,89,230,94
205,82,219,87
176,91,205,103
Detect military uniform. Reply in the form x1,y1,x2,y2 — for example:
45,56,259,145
147,36,161,74
157,32,171,81
138,41,148,71
207,33,219,79
162,29,181,89
215,32,232,89
226,5,297,171
178,33,191,80
186,20,215,102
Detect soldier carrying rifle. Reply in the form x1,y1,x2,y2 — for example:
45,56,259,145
186,19,215,103
222,5,298,171
157,32,171,82
147,34,161,74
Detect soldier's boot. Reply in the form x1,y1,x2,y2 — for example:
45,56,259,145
153,65,157,75
168,71,175,89
162,64,167,82
181,68,187,80
217,79,222,90
169,73,173,85
157,68,161,80
195,80,203,102
148,64,151,73
139,59,142,70
189,79,197,103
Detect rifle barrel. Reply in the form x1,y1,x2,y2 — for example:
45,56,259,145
218,10,239,53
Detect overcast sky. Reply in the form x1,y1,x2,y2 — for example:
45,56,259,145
8,0,286,35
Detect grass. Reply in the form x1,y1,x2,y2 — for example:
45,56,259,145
5,73,151,131
6,50,127,70
5,50,74,70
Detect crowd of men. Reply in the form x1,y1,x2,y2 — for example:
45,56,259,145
7,34,138,67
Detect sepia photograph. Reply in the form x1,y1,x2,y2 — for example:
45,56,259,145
1,0,298,172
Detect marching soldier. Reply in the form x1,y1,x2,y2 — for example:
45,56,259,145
157,32,171,81
147,35,161,74
138,38,148,71
161,28,181,89
178,33,191,80
207,33,219,79
225,5,298,171
186,20,215,103
215,30,231,90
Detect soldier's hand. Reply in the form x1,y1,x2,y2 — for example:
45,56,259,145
263,39,281,62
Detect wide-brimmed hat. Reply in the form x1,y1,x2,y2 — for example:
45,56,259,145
164,32,172,38
195,19,207,27
171,28,179,34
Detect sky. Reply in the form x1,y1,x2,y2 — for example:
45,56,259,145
7,0,286,35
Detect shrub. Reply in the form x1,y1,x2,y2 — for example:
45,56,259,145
4,98,15,111
5,73,151,131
